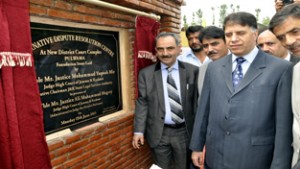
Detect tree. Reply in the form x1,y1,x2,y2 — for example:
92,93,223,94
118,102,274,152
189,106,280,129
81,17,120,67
230,4,235,13
195,9,203,25
183,15,189,29
211,7,215,25
236,5,240,12
255,8,261,22
219,4,228,27
262,16,271,26
191,12,196,26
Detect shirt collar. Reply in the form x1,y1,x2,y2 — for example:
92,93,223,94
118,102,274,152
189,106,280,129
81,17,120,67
232,47,258,64
285,52,291,61
161,60,179,70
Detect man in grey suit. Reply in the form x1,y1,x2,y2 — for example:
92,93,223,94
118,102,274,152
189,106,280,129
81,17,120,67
190,12,293,169
132,32,199,169
198,26,230,99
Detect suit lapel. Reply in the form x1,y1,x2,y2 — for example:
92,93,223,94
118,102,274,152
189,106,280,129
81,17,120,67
178,62,187,107
154,63,165,113
222,55,234,93
234,51,266,95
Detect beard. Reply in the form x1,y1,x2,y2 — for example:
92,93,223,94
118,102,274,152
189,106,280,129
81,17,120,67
191,46,203,52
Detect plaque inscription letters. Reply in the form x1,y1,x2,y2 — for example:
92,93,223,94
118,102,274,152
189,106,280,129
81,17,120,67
31,23,122,134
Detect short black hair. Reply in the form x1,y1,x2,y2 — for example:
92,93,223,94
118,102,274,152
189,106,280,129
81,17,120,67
223,12,257,30
199,26,225,43
269,3,300,32
185,25,204,37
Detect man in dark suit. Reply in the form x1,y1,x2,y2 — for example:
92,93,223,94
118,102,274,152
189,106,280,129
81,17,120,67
190,12,293,169
269,4,300,168
132,32,199,169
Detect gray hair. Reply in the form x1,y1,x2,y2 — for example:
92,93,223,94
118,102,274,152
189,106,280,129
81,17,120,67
155,32,181,46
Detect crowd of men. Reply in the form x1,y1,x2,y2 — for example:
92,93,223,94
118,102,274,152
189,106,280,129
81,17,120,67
132,2,300,169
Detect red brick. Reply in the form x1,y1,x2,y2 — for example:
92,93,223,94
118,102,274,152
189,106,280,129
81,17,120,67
98,162,111,169
30,0,52,6
48,139,64,151
54,1,73,10
48,9,82,22
102,126,119,136
93,147,110,157
89,133,101,142
63,152,91,168
69,139,89,152
64,133,81,144
55,146,69,156
84,141,100,151
83,15,99,24
68,148,84,159
51,155,68,167
30,5,48,15
74,5,105,16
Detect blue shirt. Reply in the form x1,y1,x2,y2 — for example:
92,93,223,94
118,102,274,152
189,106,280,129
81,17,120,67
177,48,211,67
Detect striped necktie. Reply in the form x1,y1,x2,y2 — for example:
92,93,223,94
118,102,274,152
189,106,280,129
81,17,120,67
167,67,184,124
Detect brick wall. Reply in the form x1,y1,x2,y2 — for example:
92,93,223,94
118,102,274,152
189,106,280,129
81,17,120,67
29,0,182,168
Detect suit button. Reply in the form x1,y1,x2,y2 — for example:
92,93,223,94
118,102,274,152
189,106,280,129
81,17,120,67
228,99,230,103
225,116,228,120
161,117,164,120
226,131,230,135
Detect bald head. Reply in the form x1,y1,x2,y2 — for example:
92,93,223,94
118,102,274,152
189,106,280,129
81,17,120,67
257,29,289,59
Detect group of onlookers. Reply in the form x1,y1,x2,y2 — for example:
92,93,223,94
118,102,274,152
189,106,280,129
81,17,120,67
132,2,300,169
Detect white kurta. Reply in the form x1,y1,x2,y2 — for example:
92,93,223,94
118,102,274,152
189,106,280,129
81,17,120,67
292,62,300,167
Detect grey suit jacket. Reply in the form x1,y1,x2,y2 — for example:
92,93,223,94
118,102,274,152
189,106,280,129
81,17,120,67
190,50,293,169
134,61,199,148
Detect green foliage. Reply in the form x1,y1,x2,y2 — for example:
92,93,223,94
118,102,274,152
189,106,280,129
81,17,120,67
219,4,228,27
262,16,271,26
195,9,203,25
255,8,261,21
191,13,196,26
211,7,215,25
183,15,189,29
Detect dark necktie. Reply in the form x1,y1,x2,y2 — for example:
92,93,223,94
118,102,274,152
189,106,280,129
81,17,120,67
232,57,246,89
167,68,184,124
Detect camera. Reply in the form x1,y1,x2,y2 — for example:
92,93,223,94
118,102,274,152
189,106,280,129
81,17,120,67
282,0,294,5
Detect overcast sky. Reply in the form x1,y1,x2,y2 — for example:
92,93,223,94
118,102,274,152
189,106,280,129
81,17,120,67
181,0,276,26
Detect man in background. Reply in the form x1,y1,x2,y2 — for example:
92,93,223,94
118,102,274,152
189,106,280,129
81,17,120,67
198,26,230,98
178,25,210,67
257,27,300,64
275,0,300,12
132,32,199,169
269,3,300,168
190,12,293,169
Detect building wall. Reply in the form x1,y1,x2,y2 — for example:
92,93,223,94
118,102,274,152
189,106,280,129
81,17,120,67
29,0,182,168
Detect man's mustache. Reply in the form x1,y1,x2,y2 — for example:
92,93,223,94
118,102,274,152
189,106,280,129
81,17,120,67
160,55,172,58
208,51,218,55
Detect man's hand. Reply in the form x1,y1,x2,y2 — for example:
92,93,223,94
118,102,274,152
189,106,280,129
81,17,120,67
132,134,144,149
191,151,203,168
